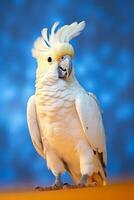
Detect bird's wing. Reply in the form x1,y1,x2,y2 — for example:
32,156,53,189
27,95,45,158
75,91,107,165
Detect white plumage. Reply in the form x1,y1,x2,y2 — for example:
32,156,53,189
32,21,85,58
27,21,107,187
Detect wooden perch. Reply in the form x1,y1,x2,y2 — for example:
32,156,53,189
0,182,134,200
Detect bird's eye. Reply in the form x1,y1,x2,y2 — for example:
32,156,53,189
47,57,52,63
61,56,65,60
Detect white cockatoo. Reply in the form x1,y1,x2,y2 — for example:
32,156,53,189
27,21,107,188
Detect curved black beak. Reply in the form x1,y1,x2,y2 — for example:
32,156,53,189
58,55,72,79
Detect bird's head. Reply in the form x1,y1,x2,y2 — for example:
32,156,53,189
32,21,85,81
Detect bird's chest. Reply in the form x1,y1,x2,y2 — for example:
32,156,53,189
41,99,75,139
37,85,76,131
36,85,82,157
43,108,81,161
36,84,75,120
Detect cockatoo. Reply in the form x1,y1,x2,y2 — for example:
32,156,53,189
27,21,107,188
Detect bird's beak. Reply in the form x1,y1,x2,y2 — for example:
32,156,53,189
58,55,72,79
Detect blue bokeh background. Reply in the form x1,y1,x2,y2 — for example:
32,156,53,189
0,0,134,189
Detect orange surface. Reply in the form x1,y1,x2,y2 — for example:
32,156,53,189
0,183,134,200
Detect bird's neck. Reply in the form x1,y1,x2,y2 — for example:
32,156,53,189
35,71,78,122
36,71,75,103
35,69,77,96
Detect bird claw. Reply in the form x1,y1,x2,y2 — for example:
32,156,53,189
88,181,98,187
62,183,75,189
35,186,52,191
51,183,63,190
35,185,63,191
34,180,97,191
76,181,97,188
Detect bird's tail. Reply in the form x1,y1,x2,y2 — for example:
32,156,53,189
65,152,108,186
68,166,108,186
86,151,108,186
96,151,108,186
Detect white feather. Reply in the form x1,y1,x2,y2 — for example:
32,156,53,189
32,21,86,58
41,28,50,46
75,91,107,164
34,37,49,50
32,36,49,58
49,21,59,45
55,24,69,43
65,21,85,42
27,95,45,157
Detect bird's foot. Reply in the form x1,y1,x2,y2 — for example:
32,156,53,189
35,184,63,191
88,181,98,187
76,174,98,188
51,177,63,190
35,186,52,191
62,183,75,189
35,178,63,191
51,183,63,190
79,174,89,187
75,181,97,188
